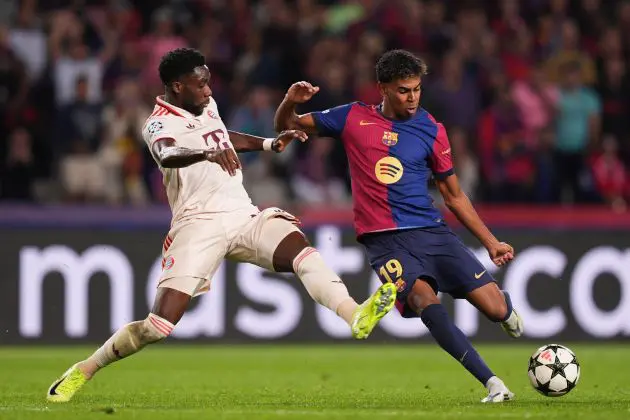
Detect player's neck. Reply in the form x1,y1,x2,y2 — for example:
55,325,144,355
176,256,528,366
379,102,414,121
162,92,181,108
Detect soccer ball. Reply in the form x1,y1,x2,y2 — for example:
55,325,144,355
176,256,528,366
528,344,580,397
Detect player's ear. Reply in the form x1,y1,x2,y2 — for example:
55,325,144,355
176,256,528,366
172,81,183,94
377,82,386,97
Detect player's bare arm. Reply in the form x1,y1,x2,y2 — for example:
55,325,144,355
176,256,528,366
435,174,514,267
228,130,308,153
152,137,241,176
274,82,321,134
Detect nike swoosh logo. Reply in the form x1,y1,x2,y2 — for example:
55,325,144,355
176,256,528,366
488,392,502,400
474,270,486,279
359,120,377,126
441,148,451,155
48,378,64,396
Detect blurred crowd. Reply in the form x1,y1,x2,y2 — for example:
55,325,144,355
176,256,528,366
1,0,630,211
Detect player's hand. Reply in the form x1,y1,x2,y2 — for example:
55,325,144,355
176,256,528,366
487,242,515,267
272,130,308,153
205,148,241,176
286,81,320,104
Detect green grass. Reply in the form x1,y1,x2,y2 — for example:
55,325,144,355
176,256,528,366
0,344,629,419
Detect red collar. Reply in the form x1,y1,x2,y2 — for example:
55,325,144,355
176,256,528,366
155,96,187,117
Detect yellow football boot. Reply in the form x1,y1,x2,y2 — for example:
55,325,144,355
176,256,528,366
351,282,397,339
46,364,88,403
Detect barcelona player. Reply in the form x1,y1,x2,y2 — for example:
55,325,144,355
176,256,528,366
275,49,523,403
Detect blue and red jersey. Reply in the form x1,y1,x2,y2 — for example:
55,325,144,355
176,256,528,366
312,102,454,237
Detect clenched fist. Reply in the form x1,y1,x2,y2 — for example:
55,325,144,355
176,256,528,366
285,81,320,104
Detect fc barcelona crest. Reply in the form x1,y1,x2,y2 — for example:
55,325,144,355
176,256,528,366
382,131,398,146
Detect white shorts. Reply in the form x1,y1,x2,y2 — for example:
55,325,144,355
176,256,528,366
159,207,302,296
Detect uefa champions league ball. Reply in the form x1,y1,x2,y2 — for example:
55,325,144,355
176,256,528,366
528,344,580,397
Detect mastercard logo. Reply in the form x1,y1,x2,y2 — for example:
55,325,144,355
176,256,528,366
375,156,403,184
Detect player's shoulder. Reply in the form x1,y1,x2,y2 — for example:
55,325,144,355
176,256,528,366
336,101,382,118
417,108,447,132
353,101,379,113
142,105,182,140
143,118,167,138
417,108,439,125
417,109,450,149
143,112,171,133
320,101,361,114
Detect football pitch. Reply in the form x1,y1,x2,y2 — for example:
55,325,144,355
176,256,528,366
1,344,629,419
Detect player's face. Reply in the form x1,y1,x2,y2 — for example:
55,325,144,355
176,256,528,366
380,76,422,119
178,66,212,116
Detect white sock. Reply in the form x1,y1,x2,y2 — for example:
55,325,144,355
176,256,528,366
293,247,358,324
485,376,504,390
79,313,174,378
502,311,519,329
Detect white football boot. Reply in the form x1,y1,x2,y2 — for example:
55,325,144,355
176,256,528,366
481,376,515,403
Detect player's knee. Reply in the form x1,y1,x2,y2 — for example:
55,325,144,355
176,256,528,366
407,284,440,314
138,313,175,343
273,231,311,272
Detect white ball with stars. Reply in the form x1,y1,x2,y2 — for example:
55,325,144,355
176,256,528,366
528,344,580,397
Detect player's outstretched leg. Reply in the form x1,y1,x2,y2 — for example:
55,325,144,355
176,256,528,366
46,286,192,402
273,231,396,339
408,280,514,403
466,284,523,338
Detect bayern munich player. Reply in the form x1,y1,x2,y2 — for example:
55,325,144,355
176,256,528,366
46,48,396,403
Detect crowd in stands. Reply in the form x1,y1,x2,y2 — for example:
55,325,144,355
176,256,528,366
1,0,629,212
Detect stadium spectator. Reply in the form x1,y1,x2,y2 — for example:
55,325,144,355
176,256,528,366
292,136,349,205
590,135,628,212
500,24,534,82
545,20,597,86
50,12,107,106
597,56,630,162
554,60,601,203
9,0,47,82
99,78,150,204
0,127,35,202
56,76,103,154
424,51,480,133
450,126,479,200
511,65,559,147
478,84,534,202
138,7,187,92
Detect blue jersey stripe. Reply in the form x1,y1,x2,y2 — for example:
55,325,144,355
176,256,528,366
386,109,445,229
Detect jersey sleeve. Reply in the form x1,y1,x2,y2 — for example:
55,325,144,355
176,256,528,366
142,118,177,149
429,123,454,180
311,103,353,138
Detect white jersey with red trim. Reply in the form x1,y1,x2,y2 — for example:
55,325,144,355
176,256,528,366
142,96,257,224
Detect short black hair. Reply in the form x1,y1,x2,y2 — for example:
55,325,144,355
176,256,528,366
158,48,206,86
375,49,428,83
